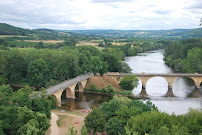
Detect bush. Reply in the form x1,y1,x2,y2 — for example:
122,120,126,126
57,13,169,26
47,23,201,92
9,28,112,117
81,125,88,135
106,85,115,94
47,95,57,109
100,88,108,93
119,75,139,91
105,117,125,135
90,84,98,92
84,108,105,134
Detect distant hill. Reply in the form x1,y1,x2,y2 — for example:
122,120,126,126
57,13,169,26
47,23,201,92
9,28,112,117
0,23,31,35
63,28,202,39
0,23,201,39
0,23,72,40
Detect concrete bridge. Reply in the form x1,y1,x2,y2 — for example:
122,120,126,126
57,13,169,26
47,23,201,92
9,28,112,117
107,72,202,89
47,72,94,107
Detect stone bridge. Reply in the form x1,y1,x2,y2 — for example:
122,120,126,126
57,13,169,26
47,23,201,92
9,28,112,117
47,72,202,107
47,72,94,107
107,72,202,89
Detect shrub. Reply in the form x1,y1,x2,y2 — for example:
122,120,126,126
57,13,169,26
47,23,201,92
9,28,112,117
119,75,139,91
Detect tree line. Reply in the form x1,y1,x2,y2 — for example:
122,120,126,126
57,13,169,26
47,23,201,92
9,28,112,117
0,85,54,135
0,45,132,87
84,96,202,135
164,38,202,73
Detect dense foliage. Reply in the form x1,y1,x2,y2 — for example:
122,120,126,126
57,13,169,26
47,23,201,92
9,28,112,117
84,96,202,135
0,23,31,35
119,75,139,90
164,38,202,73
0,45,131,86
0,85,52,135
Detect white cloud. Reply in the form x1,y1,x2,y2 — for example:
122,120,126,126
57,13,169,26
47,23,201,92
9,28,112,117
0,0,201,30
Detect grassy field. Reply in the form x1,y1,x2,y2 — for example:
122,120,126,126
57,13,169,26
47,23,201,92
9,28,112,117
23,40,64,44
77,40,127,46
0,35,28,38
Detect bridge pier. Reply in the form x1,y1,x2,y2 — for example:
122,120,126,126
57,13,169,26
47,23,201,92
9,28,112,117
57,98,61,107
52,88,65,107
165,88,175,97
66,84,77,98
190,77,202,88
78,80,87,92
164,76,178,89
139,76,151,89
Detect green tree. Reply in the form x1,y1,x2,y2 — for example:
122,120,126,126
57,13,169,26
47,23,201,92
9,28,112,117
47,95,58,108
64,37,77,46
100,98,121,120
34,42,44,49
0,106,18,134
27,58,50,86
12,86,32,108
157,126,170,135
182,47,202,73
84,108,105,135
16,107,50,135
29,89,51,118
89,56,108,75
17,119,40,135
171,126,190,135
119,75,139,90
7,54,26,82
105,117,125,135
98,42,104,47
14,106,35,130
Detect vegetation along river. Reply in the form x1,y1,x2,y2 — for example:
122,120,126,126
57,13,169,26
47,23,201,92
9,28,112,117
62,49,202,115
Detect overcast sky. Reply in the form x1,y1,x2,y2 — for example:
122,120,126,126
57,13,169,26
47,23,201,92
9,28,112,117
0,0,201,30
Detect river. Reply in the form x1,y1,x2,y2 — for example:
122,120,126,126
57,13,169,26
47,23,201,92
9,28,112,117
62,49,202,115
125,49,202,114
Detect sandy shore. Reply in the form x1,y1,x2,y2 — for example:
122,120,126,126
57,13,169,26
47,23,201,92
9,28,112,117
46,110,85,135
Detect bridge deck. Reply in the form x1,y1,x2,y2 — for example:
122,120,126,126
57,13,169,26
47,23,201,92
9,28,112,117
47,72,94,95
107,72,202,77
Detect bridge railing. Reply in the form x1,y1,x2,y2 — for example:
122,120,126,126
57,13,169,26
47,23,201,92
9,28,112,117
47,72,94,95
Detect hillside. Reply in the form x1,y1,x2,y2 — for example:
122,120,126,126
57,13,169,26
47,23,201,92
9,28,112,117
85,75,122,91
1,23,201,39
64,28,202,39
0,23,31,35
0,23,72,40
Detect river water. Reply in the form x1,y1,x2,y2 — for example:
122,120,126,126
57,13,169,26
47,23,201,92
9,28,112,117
62,49,202,115
125,49,202,114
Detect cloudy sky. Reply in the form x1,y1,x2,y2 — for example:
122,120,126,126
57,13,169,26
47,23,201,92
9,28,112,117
0,0,201,30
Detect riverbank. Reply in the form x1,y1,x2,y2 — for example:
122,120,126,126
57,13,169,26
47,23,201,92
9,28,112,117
46,110,86,135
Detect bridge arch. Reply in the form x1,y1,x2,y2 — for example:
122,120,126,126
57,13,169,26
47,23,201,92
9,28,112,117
172,77,195,97
52,88,65,107
132,77,143,96
77,80,87,92
146,76,169,96
189,76,202,89
66,87,75,98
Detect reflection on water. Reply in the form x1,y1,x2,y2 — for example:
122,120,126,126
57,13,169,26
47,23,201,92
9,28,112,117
62,49,202,115
125,49,202,115
61,92,112,111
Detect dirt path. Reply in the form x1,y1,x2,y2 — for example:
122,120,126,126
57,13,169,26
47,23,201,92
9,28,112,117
46,110,86,135
50,112,59,135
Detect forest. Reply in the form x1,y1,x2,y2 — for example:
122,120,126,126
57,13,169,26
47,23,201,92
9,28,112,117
84,96,202,135
164,38,202,73
0,85,53,135
0,33,164,87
